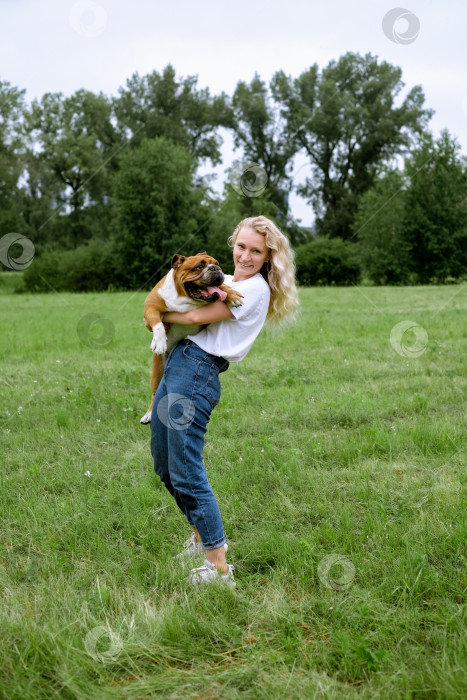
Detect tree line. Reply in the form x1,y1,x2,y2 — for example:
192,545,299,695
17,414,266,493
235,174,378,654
1,52,466,289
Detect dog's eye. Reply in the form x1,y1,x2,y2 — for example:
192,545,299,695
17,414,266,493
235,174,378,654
193,263,205,270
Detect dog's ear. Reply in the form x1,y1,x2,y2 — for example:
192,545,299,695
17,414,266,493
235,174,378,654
197,251,208,256
171,254,186,269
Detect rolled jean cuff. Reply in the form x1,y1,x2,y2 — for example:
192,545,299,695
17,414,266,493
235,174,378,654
203,537,226,550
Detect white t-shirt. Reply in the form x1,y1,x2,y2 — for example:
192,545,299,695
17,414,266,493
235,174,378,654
186,272,270,362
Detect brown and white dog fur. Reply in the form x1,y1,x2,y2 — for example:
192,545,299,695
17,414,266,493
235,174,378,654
140,252,243,424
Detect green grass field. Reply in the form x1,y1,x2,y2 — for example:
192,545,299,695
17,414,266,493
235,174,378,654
0,271,466,699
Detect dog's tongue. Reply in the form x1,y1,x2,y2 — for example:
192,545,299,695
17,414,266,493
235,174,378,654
200,286,227,301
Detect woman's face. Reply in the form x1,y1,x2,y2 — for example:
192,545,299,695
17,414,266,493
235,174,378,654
232,226,269,281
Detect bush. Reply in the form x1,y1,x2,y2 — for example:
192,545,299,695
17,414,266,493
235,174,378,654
21,239,123,293
294,236,362,286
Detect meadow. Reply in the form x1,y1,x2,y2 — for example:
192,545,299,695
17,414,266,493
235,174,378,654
0,271,466,699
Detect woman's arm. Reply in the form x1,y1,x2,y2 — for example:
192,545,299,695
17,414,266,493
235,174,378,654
162,299,235,325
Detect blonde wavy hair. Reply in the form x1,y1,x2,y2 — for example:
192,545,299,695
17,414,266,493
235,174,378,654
227,216,300,327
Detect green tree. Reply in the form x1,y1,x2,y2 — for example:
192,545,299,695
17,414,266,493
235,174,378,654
0,81,27,239
353,131,467,284
231,74,298,220
403,130,467,282
272,52,432,239
114,64,233,166
24,89,120,247
111,137,209,287
353,168,412,284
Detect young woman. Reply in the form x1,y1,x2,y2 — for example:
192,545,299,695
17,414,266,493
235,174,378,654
150,215,299,586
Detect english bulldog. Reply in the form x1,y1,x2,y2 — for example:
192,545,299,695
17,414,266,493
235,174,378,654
140,252,243,424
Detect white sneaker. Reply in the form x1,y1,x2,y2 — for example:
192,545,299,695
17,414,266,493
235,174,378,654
187,558,236,588
174,533,228,560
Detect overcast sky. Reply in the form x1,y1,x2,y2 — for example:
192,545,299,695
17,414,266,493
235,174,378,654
2,0,466,226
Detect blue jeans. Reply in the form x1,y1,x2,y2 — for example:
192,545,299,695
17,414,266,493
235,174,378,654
150,338,230,550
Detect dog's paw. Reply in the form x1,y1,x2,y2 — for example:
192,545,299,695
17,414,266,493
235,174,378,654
227,290,243,307
230,295,243,308
151,339,167,354
140,410,152,424
151,323,167,354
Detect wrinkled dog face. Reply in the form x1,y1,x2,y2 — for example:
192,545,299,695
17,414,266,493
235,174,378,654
172,252,225,301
